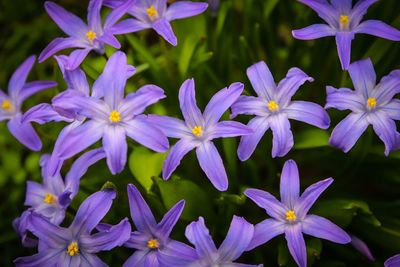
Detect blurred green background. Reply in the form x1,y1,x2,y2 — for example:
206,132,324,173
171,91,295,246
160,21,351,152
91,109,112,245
1,0,400,266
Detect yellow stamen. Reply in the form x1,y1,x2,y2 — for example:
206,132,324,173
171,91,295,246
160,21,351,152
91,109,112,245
367,97,377,109
285,210,297,222
146,5,158,19
67,242,79,256
86,30,97,41
1,100,12,111
109,110,121,123
267,100,279,112
43,193,57,204
192,126,203,137
339,15,349,30
147,238,159,249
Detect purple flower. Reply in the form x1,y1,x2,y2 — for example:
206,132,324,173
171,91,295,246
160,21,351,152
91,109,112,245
326,58,400,155
160,216,260,267
231,61,330,161
14,189,131,267
114,184,187,266
103,0,208,46
39,0,134,70
0,55,57,151
47,51,169,175
292,0,400,70
245,159,351,267
350,235,375,261
385,254,400,267
13,149,106,247
148,79,252,191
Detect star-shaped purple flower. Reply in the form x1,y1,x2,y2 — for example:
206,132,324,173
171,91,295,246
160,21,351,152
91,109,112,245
148,78,252,191
245,159,351,267
0,55,57,151
39,0,134,70
103,0,208,46
14,189,131,267
47,51,169,175
326,58,400,155
231,61,330,161
160,216,261,267
292,0,400,70
385,254,400,267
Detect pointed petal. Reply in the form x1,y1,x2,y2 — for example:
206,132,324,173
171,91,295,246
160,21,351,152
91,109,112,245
285,101,330,129
7,116,42,151
25,181,46,206
80,253,107,267
19,81,57,103
246,219,285,251
302,215,351,244
97,33,121,49
297,0,338,26
218,216,254,262
14,249,61,267
64,48,92,70
147,115,191,138
269,113,294,158
369,111,400,156
325,86,365,112
158,240,198,266
157,200,185,238
163,139,196,179
204,82,244,125
8,55,35,99
22,103,67,125
87,0,102,33
28,212,70,247
335,32,354,70
331,0,352,13
385,254,400,267
285,224,307,267
153,18,178,46
127,184,157,232
55,56,89,94
124,231,151,249
104,0,135,29
196,141,228,191
237,117,269,161
382,99,400,120
244,188,286,220
355,20,400,41
351,235,375,261
329,113,369,153
103,125,127,174
166,1,208,20
178,79,204,128
246,61,276,100
185,217,217,262
372,69,400,104
350,0,379,26
292,24,336,40
230,96,269,118
210,121,253,139
295,178,333,217
348,58,376,98
280,159,300,209
108,18,150,34
39,37,87,63
122,251,148,267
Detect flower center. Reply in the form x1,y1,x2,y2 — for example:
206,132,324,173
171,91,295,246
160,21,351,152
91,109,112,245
86,30,97,42
67,242,79,256
285,210,297,222
146,5,158,20
147,238,159,249
43,193,57,204
192,126,203,137
339,15,349,30
367,97,377,109
1,100,12,111
267,100,279,112
109,110,121,123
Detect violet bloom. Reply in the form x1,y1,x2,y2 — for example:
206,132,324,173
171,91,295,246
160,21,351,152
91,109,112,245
231,61,330,161
13,149,106,247
39,0,134,70
48,51,169,175
14,189,131,267
112,184,187,266
385,254,400,267
160,216,260,267
0,56,57,151
148,79,252,191
103,0,208,46
326,58,400,155
292,0,400,70
245,159,350,267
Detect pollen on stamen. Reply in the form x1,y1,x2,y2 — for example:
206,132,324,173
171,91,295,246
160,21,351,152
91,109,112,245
109,110,121,123
146,5,158,19
267,100,279,112
147,238,159,249
339,15,349,30
367,97,377,109
86,30,97,41
44,193,57,204
67,242,79,256
192,126,203,137
285,210,297,222
1,100,12,111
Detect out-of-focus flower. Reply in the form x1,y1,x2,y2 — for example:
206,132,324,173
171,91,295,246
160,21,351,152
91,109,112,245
292,0,400,70
231,61,330,160
245,159,351,267
148,79,252,191
103,0,208,46
350,235,375,261
0,55,58,151
160,216,261,266
14,189,131,267
326,58,400,155
385,254,400,267
39,0,134,70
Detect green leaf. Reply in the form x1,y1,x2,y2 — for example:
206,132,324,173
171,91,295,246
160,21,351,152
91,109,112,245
294,128,330,149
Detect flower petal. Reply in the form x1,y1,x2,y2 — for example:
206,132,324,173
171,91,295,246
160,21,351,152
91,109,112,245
280,159,300,209
124,231,151,250
19,81,58,103
55,55,89,94
269,113,294,158
185,216,217,262
246,61,276,100
178,78,204,128
355,20,400,41
331,0,352,13
64,48,92,70
103,125,127,174
348,58,376,98
385,254,400,267
302,214,351,244
7,116,42,151
350,235,375,261
335,32,354,70
104,0,135,29
127,184,157,232
246,218,285,251
368,110,400,156
285,101,330,129
80,253,108,267
22,103,67,125
108,18,150,34
14,249,61,267
230,96,269,118
157,200,185,238
25,181,46,207
28,212,70,247
329,113,369,153
196,141,228,191
372,69,400,105
295,178,333,218
163,139,196,179
39,37,87,63
8,55,35,99
285,224,307,267
237,117,269,161
204,82,244,125
166,1,208,21
218,216,254,262
350,0,379,26
122,251,148,267
382,99,400,120
147,115,191,138
244,188,286,220
297,0,338,27
325,86,364,112
210,121,253,139
158,240,198,266
153,18,178,46
97,33,121,49
87,0,102,33
292,24,336,40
